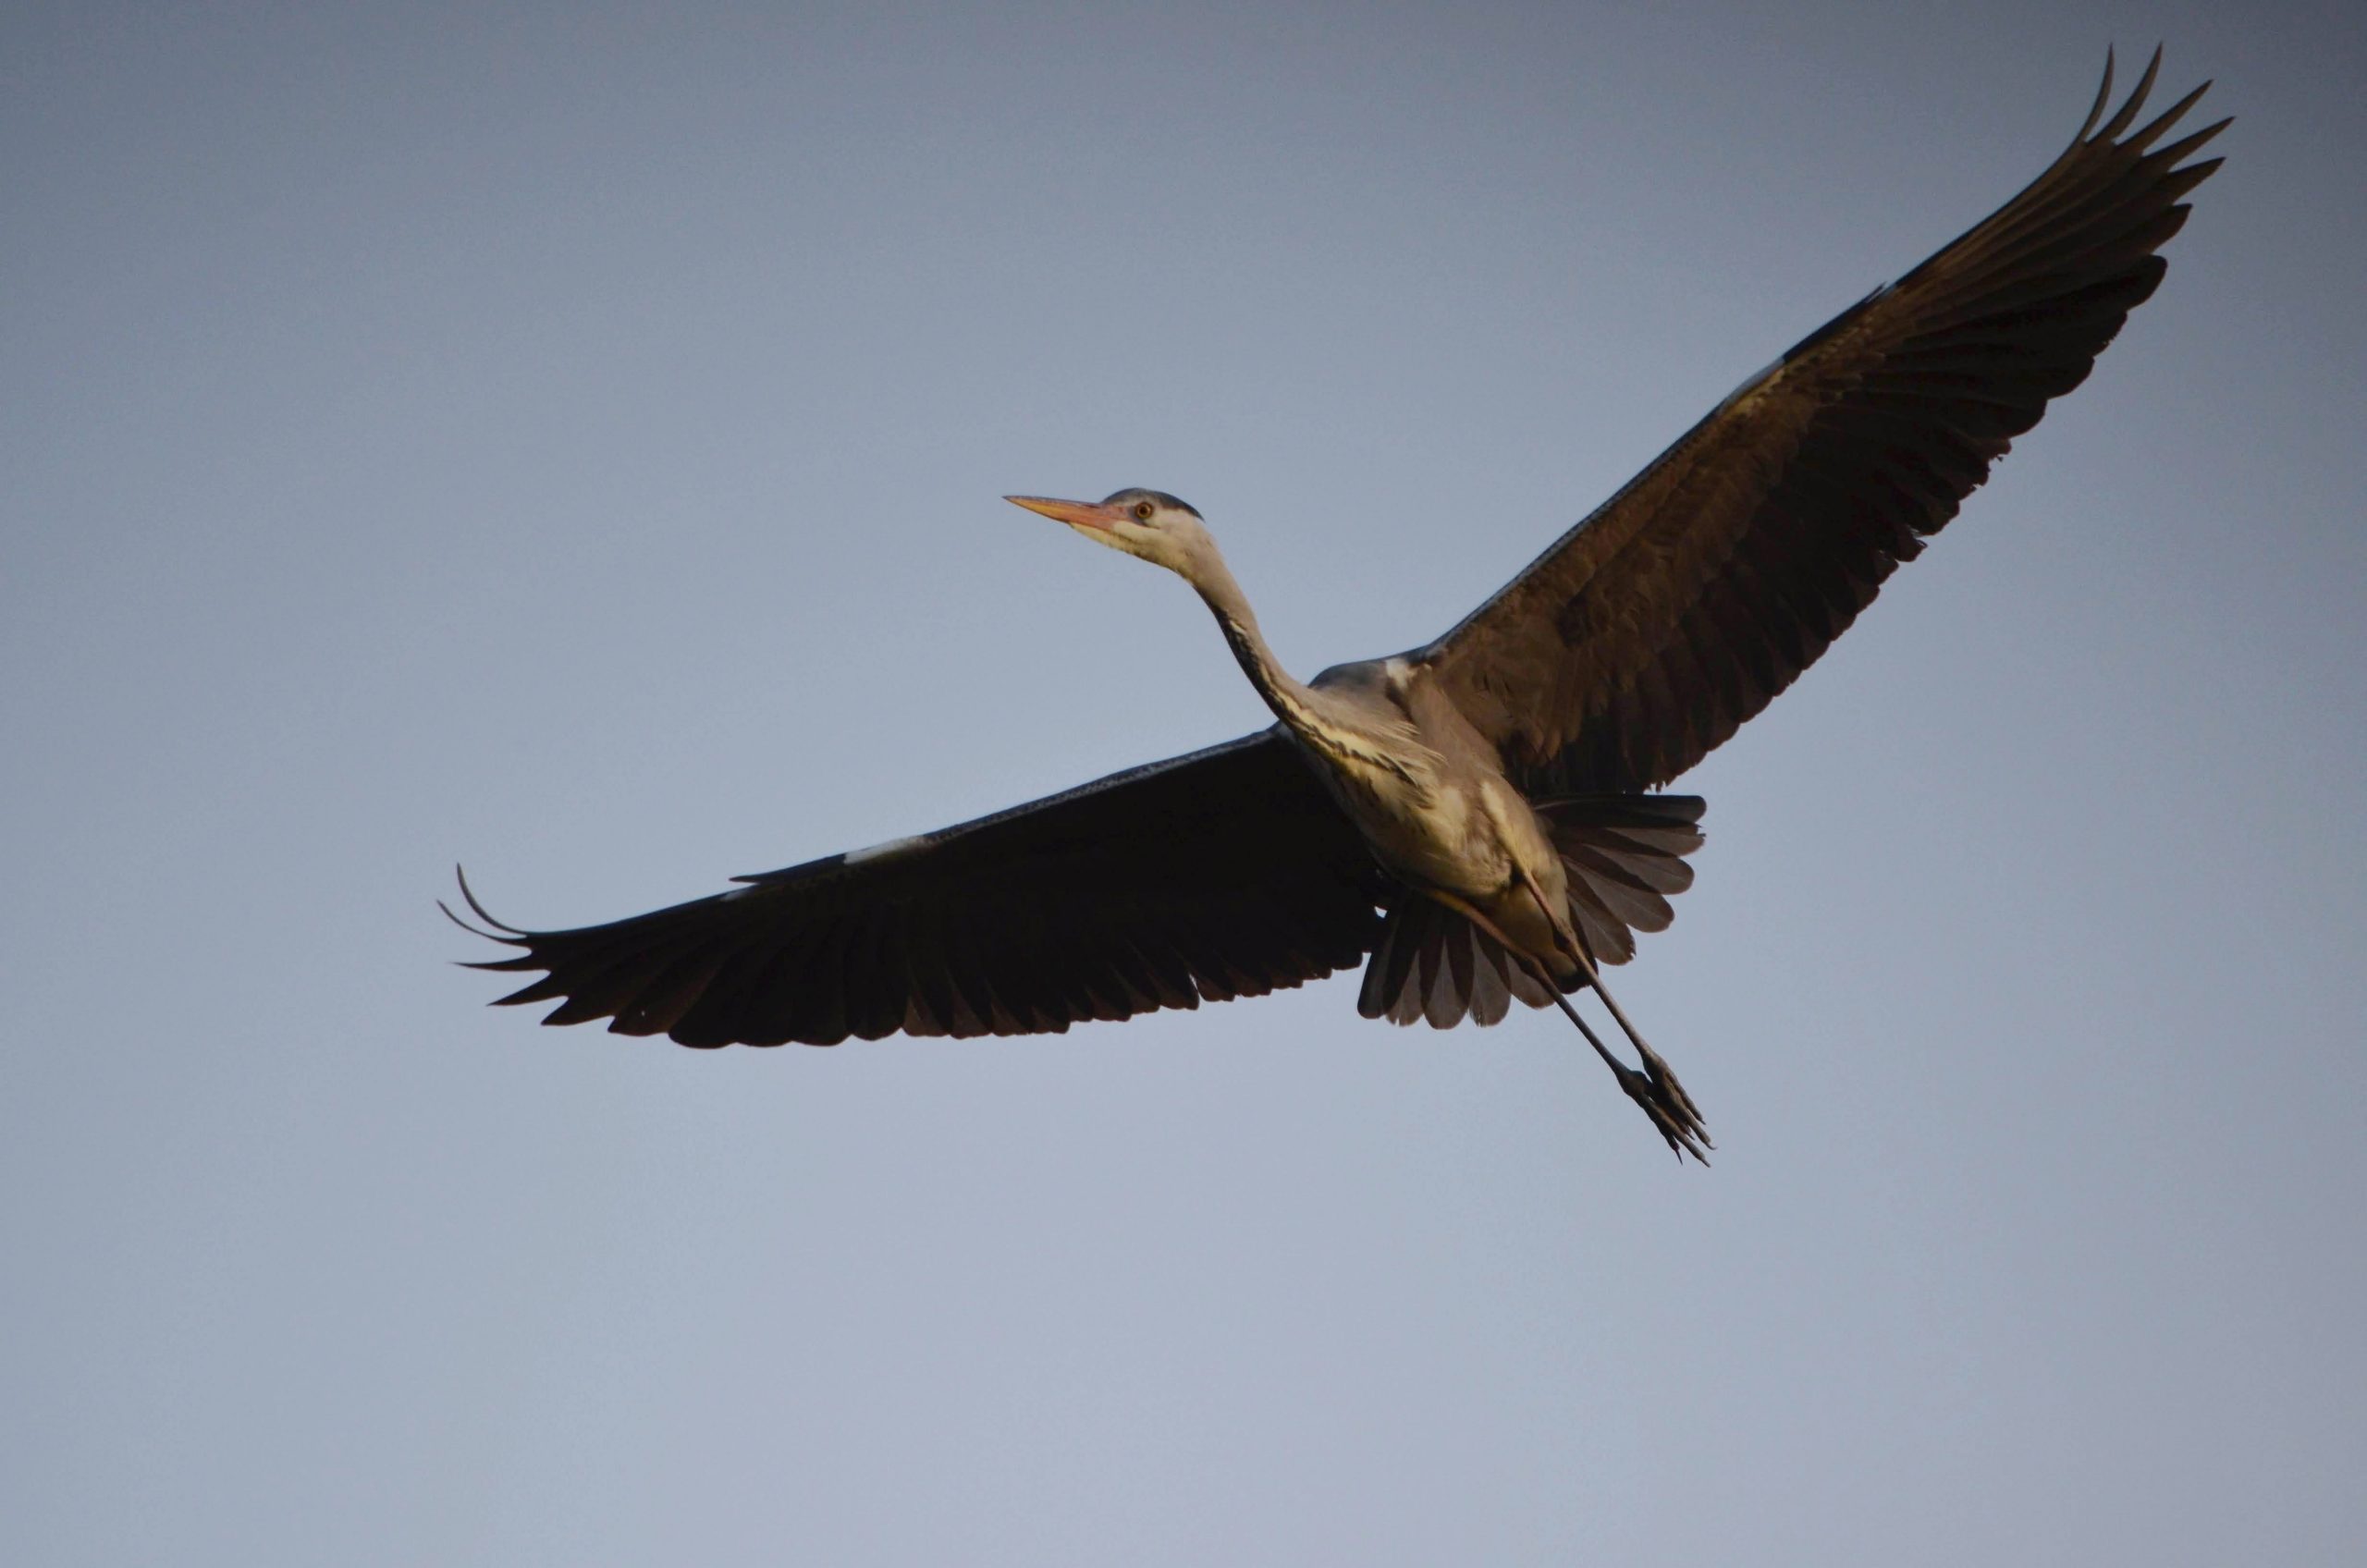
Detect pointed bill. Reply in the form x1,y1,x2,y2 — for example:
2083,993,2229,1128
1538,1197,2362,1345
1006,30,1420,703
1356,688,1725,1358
1004,495,1122,533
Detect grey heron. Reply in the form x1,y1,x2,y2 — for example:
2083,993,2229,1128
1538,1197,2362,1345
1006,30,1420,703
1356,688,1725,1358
450,53,2224,1161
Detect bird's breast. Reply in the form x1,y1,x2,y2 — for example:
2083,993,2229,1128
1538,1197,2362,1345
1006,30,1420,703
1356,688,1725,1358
1282,680,1532,900
1307,748,1509,900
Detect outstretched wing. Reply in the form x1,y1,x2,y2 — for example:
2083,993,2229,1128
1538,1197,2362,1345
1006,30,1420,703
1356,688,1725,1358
453,730,1389,1046
1418,50,2227,792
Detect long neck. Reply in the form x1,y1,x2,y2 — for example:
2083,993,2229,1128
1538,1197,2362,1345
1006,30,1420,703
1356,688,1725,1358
1184,541,1428,790
1185,550,1324,735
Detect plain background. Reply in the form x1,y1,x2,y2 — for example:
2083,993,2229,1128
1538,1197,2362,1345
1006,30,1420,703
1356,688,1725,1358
6,2,2362,1562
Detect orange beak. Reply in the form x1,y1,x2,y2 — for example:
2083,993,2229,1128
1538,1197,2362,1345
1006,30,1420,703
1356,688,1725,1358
1005,495,1124,533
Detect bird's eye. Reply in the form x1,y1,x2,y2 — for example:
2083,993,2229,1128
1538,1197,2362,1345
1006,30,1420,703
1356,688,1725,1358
1132,501,1156,521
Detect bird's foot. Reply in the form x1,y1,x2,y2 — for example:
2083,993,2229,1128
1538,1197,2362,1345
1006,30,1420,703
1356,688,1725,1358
1614,1048,1711,1165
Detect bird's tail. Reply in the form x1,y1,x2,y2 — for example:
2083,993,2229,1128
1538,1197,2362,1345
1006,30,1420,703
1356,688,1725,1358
1532,792,1705,968
1355,793,1705,1029
1357,892,1557,1026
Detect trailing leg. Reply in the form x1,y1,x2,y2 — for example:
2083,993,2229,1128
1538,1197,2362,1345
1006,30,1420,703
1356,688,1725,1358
1539,980,1711,1163
1562,940,1708,1155
1512,870,1711,1162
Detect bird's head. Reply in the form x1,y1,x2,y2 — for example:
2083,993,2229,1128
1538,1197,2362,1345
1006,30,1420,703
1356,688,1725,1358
1005,488,1214,581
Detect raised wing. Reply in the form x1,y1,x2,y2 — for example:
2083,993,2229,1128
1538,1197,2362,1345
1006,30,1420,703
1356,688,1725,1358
452,731,1389,1046
1419,50,2227,792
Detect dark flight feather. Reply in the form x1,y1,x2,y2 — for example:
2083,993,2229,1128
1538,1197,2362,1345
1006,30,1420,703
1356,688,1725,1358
1418,49,2226,793
454,54,2220,1062
455,731,1389,1045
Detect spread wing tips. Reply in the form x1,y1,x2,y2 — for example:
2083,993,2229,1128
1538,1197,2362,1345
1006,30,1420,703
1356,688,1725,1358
2092,45,2163,145
2074,45,2118,141
2080,51,2225,178
2128,80,2217,156
440,864,528,943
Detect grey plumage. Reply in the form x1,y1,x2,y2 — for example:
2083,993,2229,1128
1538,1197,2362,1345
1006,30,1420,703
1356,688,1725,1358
451,52,2223,1160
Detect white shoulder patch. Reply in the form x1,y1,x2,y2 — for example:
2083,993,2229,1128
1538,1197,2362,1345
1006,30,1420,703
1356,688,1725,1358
843,834,930,866
1714,355,1784,415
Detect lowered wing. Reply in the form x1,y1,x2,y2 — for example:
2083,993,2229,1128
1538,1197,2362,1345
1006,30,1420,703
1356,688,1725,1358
452,730,1389,1046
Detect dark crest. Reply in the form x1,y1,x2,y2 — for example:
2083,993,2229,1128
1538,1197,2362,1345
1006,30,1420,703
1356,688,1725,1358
1100,487,1201,519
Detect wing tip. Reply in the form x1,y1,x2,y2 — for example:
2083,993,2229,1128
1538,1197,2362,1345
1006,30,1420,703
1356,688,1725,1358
2080,43,2221,156
442,864,529,939
2076,45,2118,141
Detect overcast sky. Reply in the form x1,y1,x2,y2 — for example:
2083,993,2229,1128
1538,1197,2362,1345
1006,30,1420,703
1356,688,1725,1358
6,2,2363,1563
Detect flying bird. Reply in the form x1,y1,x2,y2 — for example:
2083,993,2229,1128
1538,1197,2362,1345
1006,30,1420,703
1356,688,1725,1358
450,53,2224,1161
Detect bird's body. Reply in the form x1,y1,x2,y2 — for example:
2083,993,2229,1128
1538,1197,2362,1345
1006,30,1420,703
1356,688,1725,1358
1135,531,1577,983
992,486,1714,1145
451,53,2225,1159
1305,660,1539,908
1137,534,1559,966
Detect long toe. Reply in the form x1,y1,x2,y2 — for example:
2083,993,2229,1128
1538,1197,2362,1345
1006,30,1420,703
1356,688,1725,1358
1637,1045,1707,1129
1615,1062,1713,1165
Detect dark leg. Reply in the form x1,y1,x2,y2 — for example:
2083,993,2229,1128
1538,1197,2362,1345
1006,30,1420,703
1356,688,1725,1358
1514,874,1711,1164
1539,983,1711,1163
1560,942,1710,1160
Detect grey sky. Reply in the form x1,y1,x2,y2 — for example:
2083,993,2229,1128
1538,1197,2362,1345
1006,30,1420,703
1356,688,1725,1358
6,1,2362,1562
